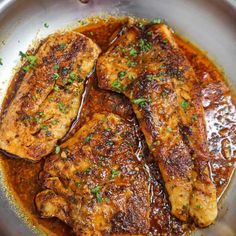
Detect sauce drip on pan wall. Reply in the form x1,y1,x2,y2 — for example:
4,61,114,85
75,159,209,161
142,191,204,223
0,17,235,236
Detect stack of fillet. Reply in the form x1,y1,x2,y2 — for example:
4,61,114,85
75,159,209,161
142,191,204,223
0,20,217,235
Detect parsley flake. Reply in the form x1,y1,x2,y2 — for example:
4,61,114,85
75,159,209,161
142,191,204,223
181,100,189,110
110,169,120,179
53,73,60,80
55,145,61,154
132,97,149,106
130,47,138,57
112,79,122,91
53,85,60,91
118,71,126,78
91,185,102,203
58,102,67,113
44,22,49,28
83,133,93,144
192,114,198,122
40,124,48,130
152,18,162,24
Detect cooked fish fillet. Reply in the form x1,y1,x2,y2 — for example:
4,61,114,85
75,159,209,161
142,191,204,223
0,32,100,161
149,24,217,227
35,113,150,235
96,23,217,226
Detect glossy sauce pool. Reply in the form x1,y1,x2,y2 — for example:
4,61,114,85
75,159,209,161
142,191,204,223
0,17,235,236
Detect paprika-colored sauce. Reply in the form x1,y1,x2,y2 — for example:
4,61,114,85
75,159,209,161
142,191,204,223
0,17,235,236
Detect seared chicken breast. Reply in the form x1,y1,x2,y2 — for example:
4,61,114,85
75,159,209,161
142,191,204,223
0,32,100,161
36,113,150,235
96,23,217,226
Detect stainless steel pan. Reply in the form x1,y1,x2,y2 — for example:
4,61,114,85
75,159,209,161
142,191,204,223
0,0,235,235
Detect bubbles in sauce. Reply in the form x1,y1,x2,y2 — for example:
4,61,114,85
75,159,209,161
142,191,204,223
0,17,235,236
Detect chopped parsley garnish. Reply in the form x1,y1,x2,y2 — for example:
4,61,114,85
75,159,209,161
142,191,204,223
112,79,122,91
58,43,66,50
167,127,172,133
181,100,189,110
22,55,37,72
55,145,61,154
147,31,152,36
195,204,202,209
138,21,145,28
32,95,38,101
146,74,154,80
101,117,108,122
51,119,59,125
53,64,60,69
132,97,149,106
107,140,114,146
26,55,37,64
84,167,92,173
91,185,102,203
39,111,44,117
19,51,26,59
58,102,67,113
110,169,120,179
0,58,3,65
35,117,40,124
192,114,198,122
83,133,93,144
150,141,159,149
130,47,138,57
44,22,49,28
68,72,77,83
53,73,60,80
127,60,137,68
53,85,60,91
152,18,162,24
76,182,81,187
118,71,126,78
40,124,48,130
166,159,171,164
139,39,152,52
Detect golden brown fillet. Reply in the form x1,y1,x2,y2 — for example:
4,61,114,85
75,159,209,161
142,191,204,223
149,24,217,227
35,113,150,236
97,25,193,222
96,23,217,226
0,32,101,161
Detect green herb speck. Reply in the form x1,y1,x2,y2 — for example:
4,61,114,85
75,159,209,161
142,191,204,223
110,169,120,179
132,97,149,107
118,71,126,78
181,100,189,110
44,22,49,28
130,47,138,57
112,79,122,91
55,145,61,154
91,185,102,203
53,64,60,69
40,124,48,130
192,114,198,122
59,43,66,50
58,102,67,113
53,73,60,80
83,133,93,144
152,18,162,24
53,85,60,91
167,127,172,133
